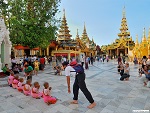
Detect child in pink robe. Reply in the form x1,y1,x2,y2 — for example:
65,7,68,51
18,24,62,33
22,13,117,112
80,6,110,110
17,78,24,92
23,79,32,96
12,75,19,89
43,82,57,105
31,82,42,99
8,73,15,87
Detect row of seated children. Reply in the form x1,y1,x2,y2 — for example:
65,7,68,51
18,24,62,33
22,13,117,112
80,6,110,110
7,73,57,105
117,62,130,81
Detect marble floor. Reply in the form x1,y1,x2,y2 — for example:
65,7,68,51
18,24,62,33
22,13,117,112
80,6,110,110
0,60,150,113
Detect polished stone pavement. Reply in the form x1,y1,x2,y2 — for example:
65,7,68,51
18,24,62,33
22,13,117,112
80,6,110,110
0,60,150,113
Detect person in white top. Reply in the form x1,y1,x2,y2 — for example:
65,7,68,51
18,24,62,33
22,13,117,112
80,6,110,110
146,55,150,64
62,61,96,109
120,63,130,81
80,55,84,67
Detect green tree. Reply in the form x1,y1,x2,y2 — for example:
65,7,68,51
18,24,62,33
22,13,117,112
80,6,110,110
0,0,61,49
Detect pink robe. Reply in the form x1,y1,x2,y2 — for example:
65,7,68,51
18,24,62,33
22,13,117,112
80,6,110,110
12,79,19,89
8,75,14,86
31,87,42,98
17,82,24,92
23,84,31,96
43,88,57,104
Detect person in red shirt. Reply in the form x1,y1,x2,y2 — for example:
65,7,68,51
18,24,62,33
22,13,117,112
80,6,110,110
40,56,45,71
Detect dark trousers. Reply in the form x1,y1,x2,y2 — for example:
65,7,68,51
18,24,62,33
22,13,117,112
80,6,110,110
26,71,33,82
73,73,94,103
81,62,84,67
120,74,130,81
120,70,124,76
4,71,10,76
27,75,32,81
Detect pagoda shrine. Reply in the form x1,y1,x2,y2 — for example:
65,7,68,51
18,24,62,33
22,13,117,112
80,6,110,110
51,9,97,60
51,9,81,60
132,28,150,59
101,7,135,58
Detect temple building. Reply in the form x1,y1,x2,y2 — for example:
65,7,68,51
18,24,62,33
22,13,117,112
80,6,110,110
132,28,150,59
101,7,135,58
51,10,97,60
51,9,80,60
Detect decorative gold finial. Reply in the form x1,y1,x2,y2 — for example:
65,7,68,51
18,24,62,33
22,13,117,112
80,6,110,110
92,37,94,42
136,34,139,44
123,6,126,18
143,27,146,37
84,22,86,33
63,8,65,18
148,27,150,38
77,29,79,35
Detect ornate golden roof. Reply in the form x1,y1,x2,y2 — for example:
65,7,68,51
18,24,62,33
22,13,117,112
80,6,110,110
57,9,72,41
118,6,130,38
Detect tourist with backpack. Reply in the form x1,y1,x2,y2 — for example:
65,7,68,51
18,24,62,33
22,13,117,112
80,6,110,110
62,60,96,109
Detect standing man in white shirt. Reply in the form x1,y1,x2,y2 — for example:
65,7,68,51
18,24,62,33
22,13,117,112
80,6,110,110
80,55,84,67
62,61,96,109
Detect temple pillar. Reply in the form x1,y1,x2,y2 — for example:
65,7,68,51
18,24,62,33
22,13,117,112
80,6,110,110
117,48,118,56
110,50,112,57
4,43,12,67
46,47,49,56
0,41,2,72
39,49,42,56
68,53,70,62
125,48,127,55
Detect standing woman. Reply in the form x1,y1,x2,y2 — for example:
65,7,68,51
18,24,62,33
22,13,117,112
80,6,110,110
52,56,57,70
85,56,89,69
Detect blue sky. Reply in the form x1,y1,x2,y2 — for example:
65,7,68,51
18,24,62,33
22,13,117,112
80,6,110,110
57,0,150,46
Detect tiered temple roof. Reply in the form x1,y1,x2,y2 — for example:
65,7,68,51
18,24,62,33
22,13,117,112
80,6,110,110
57,9,76,49
118,6,130,38
102,7,135,52
132,28,150,57
80,23,96,50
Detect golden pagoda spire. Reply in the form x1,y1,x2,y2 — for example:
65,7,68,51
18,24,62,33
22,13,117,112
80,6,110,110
92,37,94,42
83,22,87,34
57,9,72,41
135,35,139,45
63,8,66,19
123,6,126,18
142,28,147,42
148,28,150,39
118,6,130,39
81,22,88,39
76,29,80,39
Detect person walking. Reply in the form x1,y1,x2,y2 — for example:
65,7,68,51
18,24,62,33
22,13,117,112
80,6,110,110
62,61,96,109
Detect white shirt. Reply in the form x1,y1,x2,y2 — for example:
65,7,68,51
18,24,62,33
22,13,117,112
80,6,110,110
43,88,50,96
65,66,76,77
125,67,130,75
81,57,84,62
146,59,150,65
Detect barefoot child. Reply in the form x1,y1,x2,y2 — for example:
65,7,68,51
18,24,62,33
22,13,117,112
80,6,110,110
33,59,40,75
17,78,24,92
31,82,42,99
8,72,15,87
12,75,19,89
43,82,57,105
23,79,32,96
